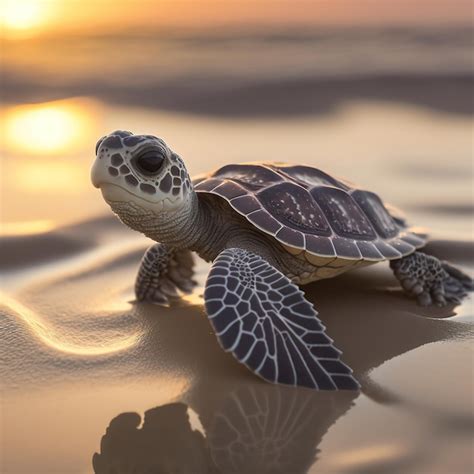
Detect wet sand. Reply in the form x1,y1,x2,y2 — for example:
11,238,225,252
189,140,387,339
1,101,473,473
1,214,472,473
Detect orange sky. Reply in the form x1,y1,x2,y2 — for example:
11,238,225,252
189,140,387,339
1,0,472,38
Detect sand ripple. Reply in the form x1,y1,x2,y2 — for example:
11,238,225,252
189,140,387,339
0,292,142,356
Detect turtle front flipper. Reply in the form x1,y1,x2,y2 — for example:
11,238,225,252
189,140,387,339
204,248,360,390
135,243,196,305
391,251,473,307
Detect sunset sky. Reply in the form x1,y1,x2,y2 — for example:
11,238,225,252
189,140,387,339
1,0,472,38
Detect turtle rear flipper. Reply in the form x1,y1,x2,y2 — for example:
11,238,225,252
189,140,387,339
204,248,359,390
391,251,473,306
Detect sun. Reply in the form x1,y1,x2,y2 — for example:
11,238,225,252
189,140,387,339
2,98,97,155
0,0,51,37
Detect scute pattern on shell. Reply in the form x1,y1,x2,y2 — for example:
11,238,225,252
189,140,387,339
194,163,426,261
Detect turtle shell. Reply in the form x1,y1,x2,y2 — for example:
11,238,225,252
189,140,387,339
194,163,426,263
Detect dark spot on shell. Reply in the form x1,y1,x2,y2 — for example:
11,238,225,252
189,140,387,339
172,187,180,196
124,136,146,147
171,166,180,176
125,175,139,186
108,167,119,177
140,183,156,194
173,177,181,186
159,173,172,193
111,154,123,166
120,165,130,174
102,136,122,149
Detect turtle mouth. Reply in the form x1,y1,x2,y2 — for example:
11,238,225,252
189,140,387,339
99,182,158,204
99,182,183,213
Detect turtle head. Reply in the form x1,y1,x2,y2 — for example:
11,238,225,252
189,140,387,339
91,131,194,239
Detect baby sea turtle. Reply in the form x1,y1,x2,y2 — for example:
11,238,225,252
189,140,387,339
91,131,472,390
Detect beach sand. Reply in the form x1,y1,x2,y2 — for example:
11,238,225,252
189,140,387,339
1,101,473,473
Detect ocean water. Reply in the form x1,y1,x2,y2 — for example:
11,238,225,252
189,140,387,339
3,26,473,115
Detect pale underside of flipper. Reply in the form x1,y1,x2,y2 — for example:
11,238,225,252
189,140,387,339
204,248,360,390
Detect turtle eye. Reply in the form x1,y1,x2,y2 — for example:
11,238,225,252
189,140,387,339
95,136,106,155
136,148,165,174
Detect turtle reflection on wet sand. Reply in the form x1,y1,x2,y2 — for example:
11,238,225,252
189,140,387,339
92,271,472,474
91,131,473,389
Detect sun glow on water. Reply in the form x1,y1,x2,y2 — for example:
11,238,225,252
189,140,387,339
2,99,96,156
1,220,55,236
1,98,101,204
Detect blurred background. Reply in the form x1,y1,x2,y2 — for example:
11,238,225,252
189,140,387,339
1,0,473,237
